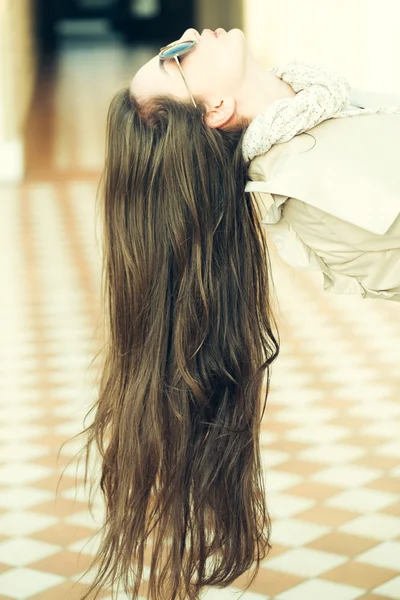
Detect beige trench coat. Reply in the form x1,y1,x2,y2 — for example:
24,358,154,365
245,105,400,302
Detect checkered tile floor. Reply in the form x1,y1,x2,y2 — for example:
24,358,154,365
0,35,399,600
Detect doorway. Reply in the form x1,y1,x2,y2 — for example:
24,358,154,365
35,0,195,49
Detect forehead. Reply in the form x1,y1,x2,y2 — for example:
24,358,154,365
130,55,172,98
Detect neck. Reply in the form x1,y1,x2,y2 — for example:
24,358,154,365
236,57,296,122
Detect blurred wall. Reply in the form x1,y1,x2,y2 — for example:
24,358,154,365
244,0,400,95
0,0,38,183
196,0,243,31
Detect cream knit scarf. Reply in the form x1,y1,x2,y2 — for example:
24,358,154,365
242,59,400,163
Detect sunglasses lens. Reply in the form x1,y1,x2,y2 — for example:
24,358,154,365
160,41,195,59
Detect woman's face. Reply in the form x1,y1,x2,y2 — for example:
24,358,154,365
130,28,247,106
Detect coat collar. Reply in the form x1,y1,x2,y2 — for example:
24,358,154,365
245,114,400,235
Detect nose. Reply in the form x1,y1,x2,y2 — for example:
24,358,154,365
181,28,200,42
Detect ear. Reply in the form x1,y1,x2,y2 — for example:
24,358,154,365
205,96,236,129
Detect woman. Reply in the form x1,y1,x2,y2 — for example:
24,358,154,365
243,64,400,302
75,27,400,600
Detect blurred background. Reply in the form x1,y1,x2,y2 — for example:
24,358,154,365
1,0,400,183
0,1,400,599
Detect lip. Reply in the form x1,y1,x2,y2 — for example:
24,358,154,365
202,28,217,38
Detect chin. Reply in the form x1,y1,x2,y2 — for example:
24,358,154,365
229,28,245,36
228,28,246,44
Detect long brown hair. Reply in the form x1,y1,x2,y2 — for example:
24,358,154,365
69,87,279,599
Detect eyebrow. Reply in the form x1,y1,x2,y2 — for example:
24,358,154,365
159,59,168,75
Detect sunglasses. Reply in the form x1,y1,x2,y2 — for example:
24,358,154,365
159,39,198,107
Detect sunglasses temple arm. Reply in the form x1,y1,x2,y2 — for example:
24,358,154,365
173,56,197,108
